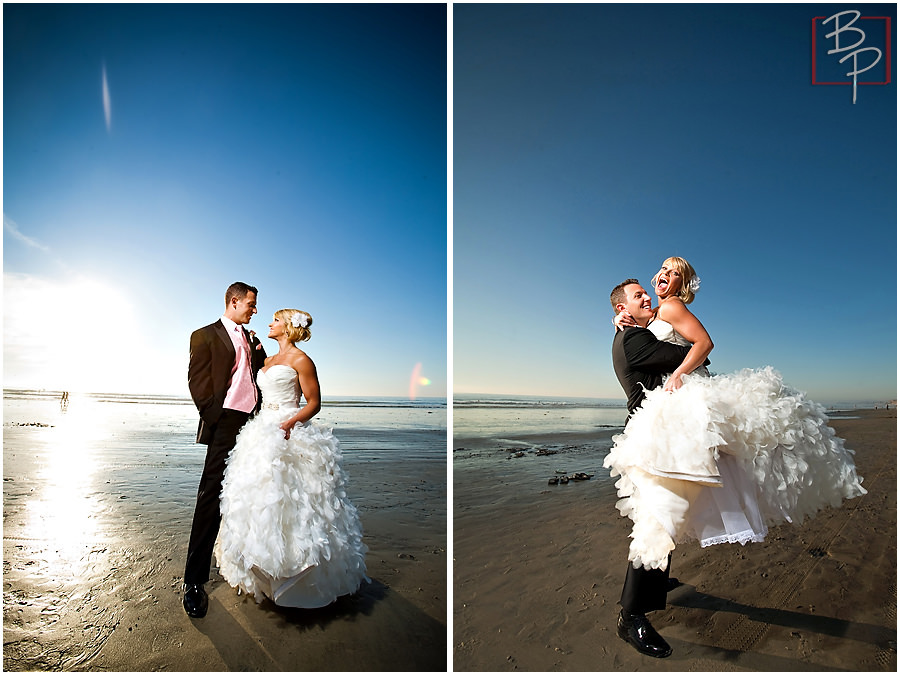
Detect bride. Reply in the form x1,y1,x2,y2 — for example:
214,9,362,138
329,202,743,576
214,309,368,607
606,256,867,571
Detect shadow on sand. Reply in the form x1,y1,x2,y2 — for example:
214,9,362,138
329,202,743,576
665,584,896,671
192,577,446,671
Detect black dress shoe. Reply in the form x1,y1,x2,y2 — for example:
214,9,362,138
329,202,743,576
183,583,208,618
616,610,672,658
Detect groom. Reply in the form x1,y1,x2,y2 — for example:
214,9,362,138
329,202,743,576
608,278,701,658
183,281,267,618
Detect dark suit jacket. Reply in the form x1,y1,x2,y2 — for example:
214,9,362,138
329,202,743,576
612,326,696,414
188,320,267,444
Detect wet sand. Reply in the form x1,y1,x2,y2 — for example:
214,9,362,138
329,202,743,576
453,408,897,671
3,402,446,671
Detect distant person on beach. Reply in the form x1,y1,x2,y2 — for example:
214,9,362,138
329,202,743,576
213,308,368,608
607,258,865,658
184,282,267,618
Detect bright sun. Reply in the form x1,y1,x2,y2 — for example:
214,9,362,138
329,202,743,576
4,273,176,394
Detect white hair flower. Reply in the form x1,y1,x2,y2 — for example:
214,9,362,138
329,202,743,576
291,312,308,328
689,275,701,293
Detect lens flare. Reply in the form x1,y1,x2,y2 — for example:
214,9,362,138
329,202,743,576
409,363,431,400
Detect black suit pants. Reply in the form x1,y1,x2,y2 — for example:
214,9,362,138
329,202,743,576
620,555,671,614
184,409,250,585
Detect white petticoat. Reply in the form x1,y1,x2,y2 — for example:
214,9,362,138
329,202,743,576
604,367,866,571
214,408,369,607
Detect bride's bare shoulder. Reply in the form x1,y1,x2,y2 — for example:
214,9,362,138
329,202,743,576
657,297,688,320
287,347,316,374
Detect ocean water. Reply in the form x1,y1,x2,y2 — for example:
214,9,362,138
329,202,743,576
453,394,627,440
452,392,861,443
453,395,628,495
3,389,446,452
2,388,447,549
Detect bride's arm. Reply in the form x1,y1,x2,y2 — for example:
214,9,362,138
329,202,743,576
656,298,713,391
279,355,322,438
612,307,655,330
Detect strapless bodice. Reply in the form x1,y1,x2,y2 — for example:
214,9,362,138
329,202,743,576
647,317,691,347
257,365,301,409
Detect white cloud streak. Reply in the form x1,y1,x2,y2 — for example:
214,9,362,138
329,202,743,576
102,62,112,133
3,214,50,252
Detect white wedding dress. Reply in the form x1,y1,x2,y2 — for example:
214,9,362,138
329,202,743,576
604,319,867,571
214,365,368,607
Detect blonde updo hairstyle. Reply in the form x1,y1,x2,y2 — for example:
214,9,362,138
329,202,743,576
651,256,698,305
275,309,312,343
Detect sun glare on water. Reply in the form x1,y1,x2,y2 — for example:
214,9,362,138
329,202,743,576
24,397,110,571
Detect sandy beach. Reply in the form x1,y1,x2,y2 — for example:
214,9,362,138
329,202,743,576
3,393,446,671
453,408,896,671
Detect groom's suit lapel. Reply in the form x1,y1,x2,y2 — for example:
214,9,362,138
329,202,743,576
212,319,236,360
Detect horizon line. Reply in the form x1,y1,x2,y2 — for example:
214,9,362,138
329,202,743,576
453,391,897,408
2,387,448,401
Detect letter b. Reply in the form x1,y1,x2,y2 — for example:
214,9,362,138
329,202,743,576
823,10,865,54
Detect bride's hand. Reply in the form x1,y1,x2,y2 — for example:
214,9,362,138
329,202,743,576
279,419,295,439
664,373,684,392
613,310,636,331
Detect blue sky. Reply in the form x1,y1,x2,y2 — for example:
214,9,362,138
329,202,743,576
454,3,897,405
4,3,447,398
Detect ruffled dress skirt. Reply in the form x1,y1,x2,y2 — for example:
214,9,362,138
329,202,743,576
604,366,866,571
214,409,368,607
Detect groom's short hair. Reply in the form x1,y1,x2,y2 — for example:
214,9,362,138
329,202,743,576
225,281,258,306
610,279,641,312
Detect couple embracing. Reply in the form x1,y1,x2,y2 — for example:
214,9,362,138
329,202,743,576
182,281,368,618
607,257,866,658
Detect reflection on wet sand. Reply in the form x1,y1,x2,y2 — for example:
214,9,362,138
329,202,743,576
4,398,125,669
26,403,106,567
